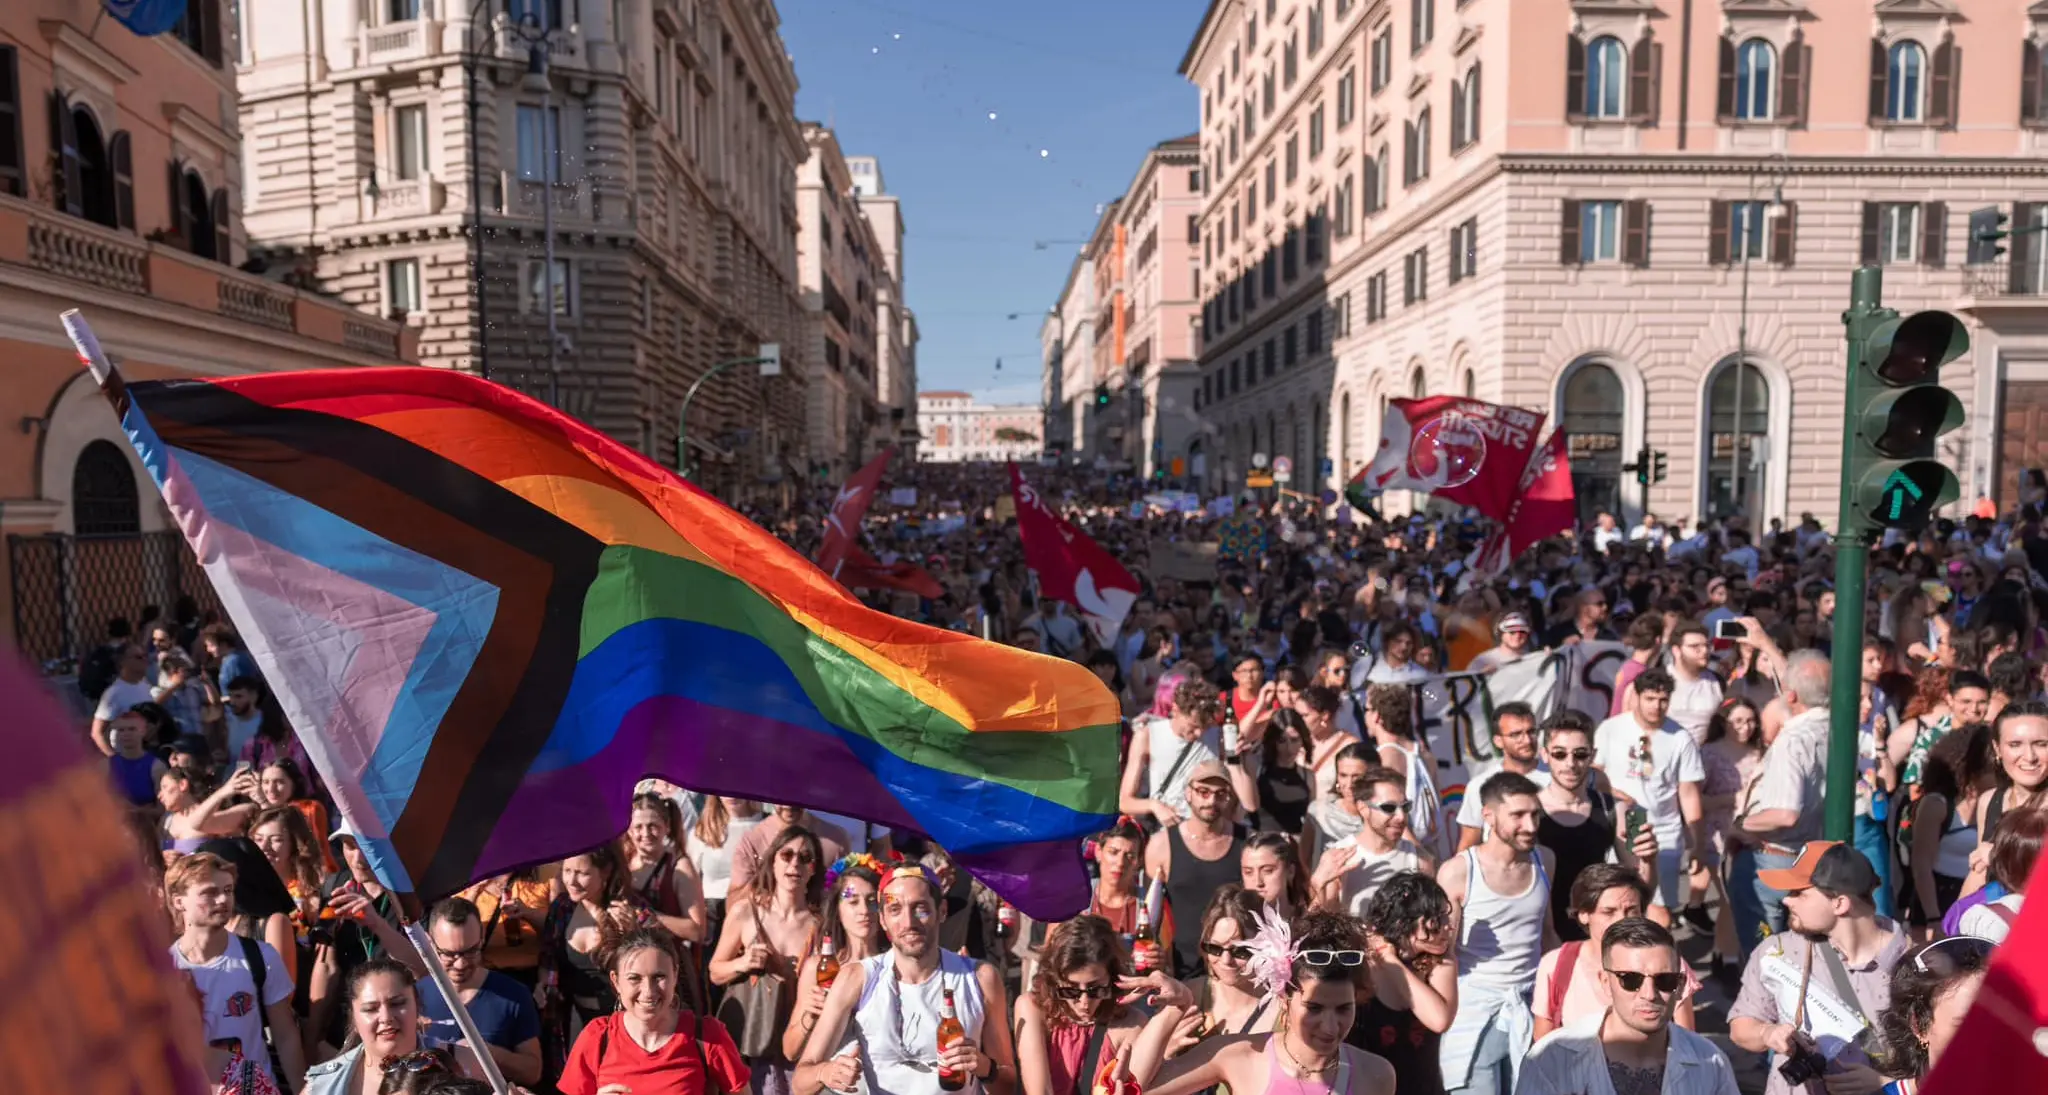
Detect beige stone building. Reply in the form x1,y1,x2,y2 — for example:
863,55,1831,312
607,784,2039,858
847,156,919,461
237,0,809,504
1183,0,2048,526
797,124,881,479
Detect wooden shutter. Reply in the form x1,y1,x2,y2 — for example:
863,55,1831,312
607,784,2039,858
1869,39,1888,124
169,160,192,244
1860,202,1880,264
199,0,223,66
1708,200,1731,266
1628,37,1656,123
211,188,230,264
2012,203,2038,293
1450,76,1466,150
1779,34,1806,124
1468,64,1481,144
1921,200,1947,267
50,92,82,216
1930,39,1955,127
1447,224,1461,282
1560,199,1583,265
1772,201,1797,267
1716,37,1736,121
2026,41,2042,125
1403,121,1416,184
1622,200,1650,267
109,131,134,231
0,47,21,198
1566,35,1586,119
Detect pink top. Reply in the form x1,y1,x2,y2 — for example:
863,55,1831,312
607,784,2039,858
1047,1022,1106,1095
1264,1035,1347,1095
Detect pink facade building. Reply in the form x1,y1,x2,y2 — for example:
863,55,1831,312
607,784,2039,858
919,392,1043,464
1183,0,2048,524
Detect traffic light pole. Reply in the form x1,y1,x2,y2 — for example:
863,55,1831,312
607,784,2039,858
1824,267,1884,844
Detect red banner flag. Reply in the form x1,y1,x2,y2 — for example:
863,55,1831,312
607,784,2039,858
815,448,894,578
840,545,945,600
1923,855,2048,1095
1354,396,1547,522
1009,462,1141,645
1503,429,1577,558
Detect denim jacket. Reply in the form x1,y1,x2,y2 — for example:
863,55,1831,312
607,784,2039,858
298,1045,362,1095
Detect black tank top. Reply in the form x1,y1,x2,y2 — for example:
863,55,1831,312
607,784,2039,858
1538,790,1616,942
1166,825,1245,978
1348,996,1445,1095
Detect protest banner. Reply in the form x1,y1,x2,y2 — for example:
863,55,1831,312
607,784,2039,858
1149,539,1220,584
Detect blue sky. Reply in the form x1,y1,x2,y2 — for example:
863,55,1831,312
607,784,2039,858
779,1,1200,405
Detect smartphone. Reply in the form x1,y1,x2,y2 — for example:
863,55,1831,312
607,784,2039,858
1625,805,1650,846
1713,620,1747,641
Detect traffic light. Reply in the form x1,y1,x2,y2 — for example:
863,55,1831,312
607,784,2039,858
1846,308,1967,532
1094,383,1111,407
1969,206,2010,265
1631,446,1651,486
1651,450,1668,484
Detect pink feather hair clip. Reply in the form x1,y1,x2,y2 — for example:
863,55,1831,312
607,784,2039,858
1243,905,1300,998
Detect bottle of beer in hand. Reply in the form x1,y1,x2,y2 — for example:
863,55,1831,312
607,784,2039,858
817,935,841,989
937,987,968,1091
1131,878,1164,974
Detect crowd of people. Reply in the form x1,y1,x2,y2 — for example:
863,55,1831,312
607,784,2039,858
84,458,2048,1095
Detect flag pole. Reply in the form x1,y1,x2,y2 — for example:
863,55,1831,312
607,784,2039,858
60,309,511,1095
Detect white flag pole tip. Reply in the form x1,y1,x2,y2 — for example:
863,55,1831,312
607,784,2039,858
61,310,115,386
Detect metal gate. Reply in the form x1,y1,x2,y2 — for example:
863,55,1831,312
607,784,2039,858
7,532,220,669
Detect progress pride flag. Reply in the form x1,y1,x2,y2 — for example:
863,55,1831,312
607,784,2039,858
1008,463,1140,645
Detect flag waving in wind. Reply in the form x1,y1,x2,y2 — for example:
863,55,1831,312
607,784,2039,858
103,0,188,36
68,314,1119,918
815,448,893,579
1009,463,1140,645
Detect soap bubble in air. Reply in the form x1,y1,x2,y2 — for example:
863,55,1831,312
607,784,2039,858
988,112,998,121
1039,149,1050,158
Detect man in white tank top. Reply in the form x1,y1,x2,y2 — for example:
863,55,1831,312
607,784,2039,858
1436,771,1557,1095
794,865,1015,1095
1119,678,1256,827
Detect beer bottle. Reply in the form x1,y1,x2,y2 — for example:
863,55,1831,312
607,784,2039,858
816,935,841,989
1132,878,1164,974
937,987,968,1091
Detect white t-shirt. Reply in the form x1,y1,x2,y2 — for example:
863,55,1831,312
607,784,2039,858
95,677,155,723
1455,761,1552,831
1959,894,2024,943
1593,714,1706,848
223,708,264,759
1665,669,1725,746
171,936,293,1078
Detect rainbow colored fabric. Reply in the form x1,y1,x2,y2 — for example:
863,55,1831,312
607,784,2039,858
102,367,1120,917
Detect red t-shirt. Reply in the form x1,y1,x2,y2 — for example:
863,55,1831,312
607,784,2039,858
558,1013,751,1095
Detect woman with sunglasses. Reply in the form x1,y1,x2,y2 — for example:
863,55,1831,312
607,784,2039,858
708,825,821,1095
1122,911,1397,1095
1352,872,1457,1095
1873,935,1994,1092
560,928,750,1095
1187,887,1279,1041
1531,865,1696,1040
1015,916,1196,1095
303,958,485,1095
782,855,885,1063
1241,832,1313,923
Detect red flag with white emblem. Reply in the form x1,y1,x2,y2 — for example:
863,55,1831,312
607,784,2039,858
1922,852,2048,1095
815,448,894,579
1008,462,1140,646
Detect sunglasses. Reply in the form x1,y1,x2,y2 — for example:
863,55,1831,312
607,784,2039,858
1055,983,1116,1000
1299,949,1365,968
1912,934,1996,975
1548,748,1592,762
381,1051,447,1074
1368,801,1412,816
1200,943,1256,962
1606,969,1685,995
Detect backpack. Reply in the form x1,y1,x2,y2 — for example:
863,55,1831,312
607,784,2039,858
79,643,119,702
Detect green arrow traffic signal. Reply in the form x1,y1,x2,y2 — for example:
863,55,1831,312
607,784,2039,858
1845,307,1968,532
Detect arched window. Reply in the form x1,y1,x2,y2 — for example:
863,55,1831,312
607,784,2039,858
1561,363,1625,525
1735,39,1775,120
1340,393,1353,479
1704,360,1771,521
70,109,118,228
182,169,215,259
1461,369,1476,398
72,440,140,536
1410,366,1426,398
1887,41,1926,123
1586,36,1628,118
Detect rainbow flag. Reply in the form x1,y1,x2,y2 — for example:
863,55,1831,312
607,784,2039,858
80,342,1120,917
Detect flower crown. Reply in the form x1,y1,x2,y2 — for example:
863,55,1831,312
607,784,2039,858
1242,905,1300,999
824,852,886,890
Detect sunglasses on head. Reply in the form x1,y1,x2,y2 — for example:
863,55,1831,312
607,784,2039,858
1200,943,1255,962
1368,801,1412,816
381,1051,447,1075
1912,934,1996,975
1548,748,1592,762
1055,983,1116,1000
1606,969,1684,995
1299,949,1365,968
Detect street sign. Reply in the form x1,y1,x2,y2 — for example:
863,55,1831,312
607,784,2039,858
1246,473,1275,489
1252,452,1269,469
1272,456,1293,483
1319,458,1334,478
758,343,782,377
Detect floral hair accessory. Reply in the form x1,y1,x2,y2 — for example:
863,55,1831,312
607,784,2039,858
1243,905,1300,999
824,852,886,890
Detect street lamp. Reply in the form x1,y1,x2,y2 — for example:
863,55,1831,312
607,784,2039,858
462,0,495,381
677,346,783,480
1731,153,1790,522
513,15,562,408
